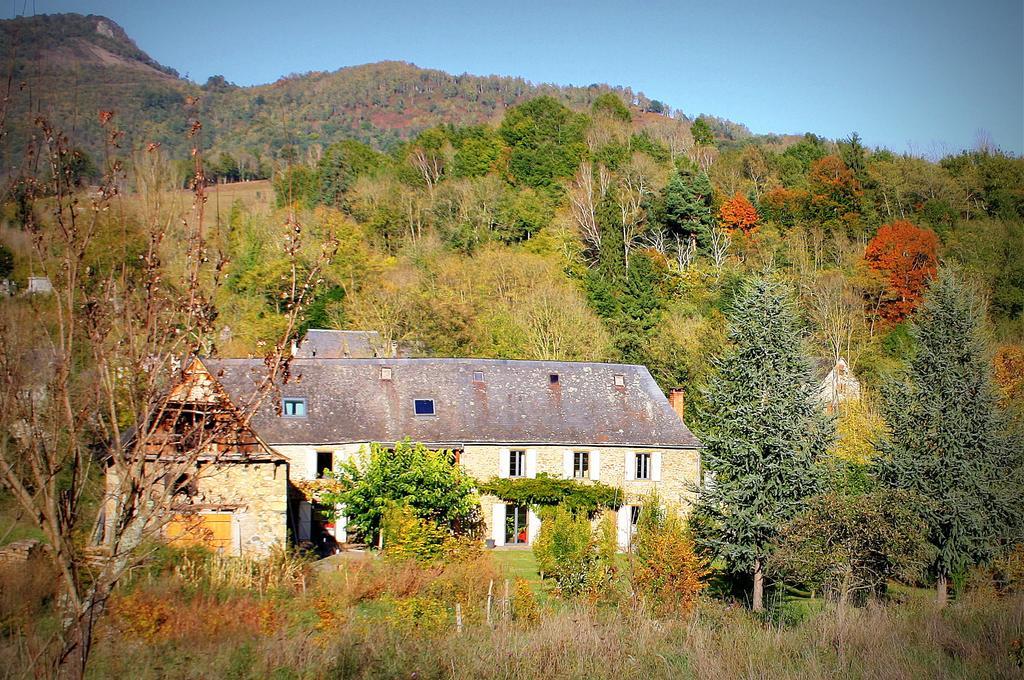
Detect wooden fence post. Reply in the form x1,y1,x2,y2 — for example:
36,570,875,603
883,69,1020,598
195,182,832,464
486,579,494,627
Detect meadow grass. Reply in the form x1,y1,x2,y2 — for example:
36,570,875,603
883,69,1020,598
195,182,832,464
3,544,1022,679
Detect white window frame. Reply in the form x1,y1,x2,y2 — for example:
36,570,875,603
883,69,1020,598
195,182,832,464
508,449,526,478
413,398,435,416
572,451,589,479
635,452,652,480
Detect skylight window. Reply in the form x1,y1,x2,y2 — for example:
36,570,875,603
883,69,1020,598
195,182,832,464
614,373,625,387
549,373,559,385
413,399,435,416
380,367,392,380
473,370,484,382
282,398,307,418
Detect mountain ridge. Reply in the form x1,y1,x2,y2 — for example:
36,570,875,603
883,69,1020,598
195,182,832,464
0,13,763,171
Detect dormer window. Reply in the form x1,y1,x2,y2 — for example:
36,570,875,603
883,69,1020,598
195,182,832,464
614,374,625,387
282,398,307,418
413,399,435,416
549,373,559,385
380,367,392,380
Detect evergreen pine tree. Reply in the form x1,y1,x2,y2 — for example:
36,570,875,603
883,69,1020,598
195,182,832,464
696,276,832,610
877,270,1023,605
662,168,715,248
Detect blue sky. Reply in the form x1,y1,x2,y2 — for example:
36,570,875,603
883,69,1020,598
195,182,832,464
6,0,1023,155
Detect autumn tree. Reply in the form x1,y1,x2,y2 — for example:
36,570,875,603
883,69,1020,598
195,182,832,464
864,220,939,323
719,192,759,234
808,155,863,224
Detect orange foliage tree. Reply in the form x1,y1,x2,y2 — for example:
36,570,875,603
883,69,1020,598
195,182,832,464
761,186,808,228
863,220,939,323
719,192,759,234
809,155,862,218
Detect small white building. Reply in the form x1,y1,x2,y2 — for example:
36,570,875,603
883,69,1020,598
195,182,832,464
816,357,861,412
26,276,53,295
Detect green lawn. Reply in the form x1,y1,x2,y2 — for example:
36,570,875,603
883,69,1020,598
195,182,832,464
490,549,554,603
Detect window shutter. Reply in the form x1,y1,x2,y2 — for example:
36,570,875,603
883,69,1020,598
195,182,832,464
616,506,632,551
499,448,510,478
526,449,538,478
297,501,312,541
652,452,662,482
337,505,347,543
527,509,541,544
590,450,601,481
624,451,634,481
306,450,319,480
492,503,506,547
563,450,573,478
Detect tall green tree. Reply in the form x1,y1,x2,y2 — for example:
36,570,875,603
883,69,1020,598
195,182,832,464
690,116,714,146
325,439,480,546
498,96,587,190
661,168,715,248
696,276,832,610
317,139,386,207
876,270,1023,605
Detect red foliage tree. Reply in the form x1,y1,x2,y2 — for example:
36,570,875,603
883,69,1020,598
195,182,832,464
719,192,759,234
809,155,862,221
864,220,939,323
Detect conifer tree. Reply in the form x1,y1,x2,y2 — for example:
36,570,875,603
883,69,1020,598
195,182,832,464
877,270,1023,606
696,276,832,610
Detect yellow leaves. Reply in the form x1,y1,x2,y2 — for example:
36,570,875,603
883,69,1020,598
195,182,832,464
831,398,887,465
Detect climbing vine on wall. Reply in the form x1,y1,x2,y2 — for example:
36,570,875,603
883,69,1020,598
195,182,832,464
476,474,623,513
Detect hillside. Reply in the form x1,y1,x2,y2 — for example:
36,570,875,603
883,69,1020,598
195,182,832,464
0,13,745,173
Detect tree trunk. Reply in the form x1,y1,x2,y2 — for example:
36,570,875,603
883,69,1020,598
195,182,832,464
936,573,948,607
752,558,764,611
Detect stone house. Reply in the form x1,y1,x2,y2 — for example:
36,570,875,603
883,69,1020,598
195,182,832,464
121,354,701,556
102,360,289,557
815,357,861,412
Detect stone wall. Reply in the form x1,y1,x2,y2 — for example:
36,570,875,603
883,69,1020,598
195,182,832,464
193,461,289,556
459,444,701,546
103,460,288,557
266,441,700,550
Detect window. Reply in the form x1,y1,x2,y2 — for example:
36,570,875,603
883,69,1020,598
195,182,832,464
282,398,307,417
573,451,589,478
315,451,333,479
380,367,392,380
509,449,526,478
614,373,625,387
169,473,197,498
549,373,559,385
630,505,642,527
413,399,435,416
472,370,484,382
635,453,651,480
505,505,529,545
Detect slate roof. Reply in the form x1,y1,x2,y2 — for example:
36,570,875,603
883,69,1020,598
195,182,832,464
202,358,700,449
293,330,389,359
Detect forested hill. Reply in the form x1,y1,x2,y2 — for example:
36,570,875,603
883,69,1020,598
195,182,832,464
0,13,763,174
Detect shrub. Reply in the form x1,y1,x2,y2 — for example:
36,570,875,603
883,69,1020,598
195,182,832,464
631,495,709,616
324,439,481,546
385,595,450,633
511,578,540,625
382,503,449,562
532,506,610,597
769,491,934,604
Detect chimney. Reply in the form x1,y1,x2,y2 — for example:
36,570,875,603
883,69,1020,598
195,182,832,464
668,388,686,422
